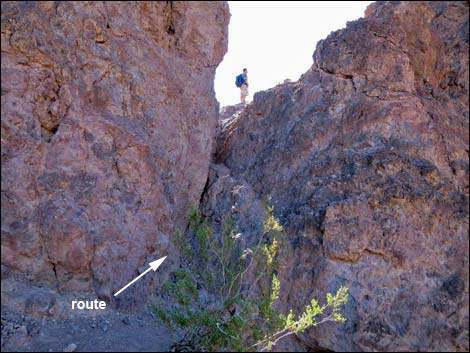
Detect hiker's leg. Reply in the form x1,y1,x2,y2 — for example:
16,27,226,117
241,85,248,103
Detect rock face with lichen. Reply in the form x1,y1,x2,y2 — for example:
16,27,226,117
1,1,229,303
207,1,468,351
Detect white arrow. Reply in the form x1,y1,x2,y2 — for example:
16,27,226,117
114,256,167,297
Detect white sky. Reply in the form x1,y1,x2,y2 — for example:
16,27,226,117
215,1,373,107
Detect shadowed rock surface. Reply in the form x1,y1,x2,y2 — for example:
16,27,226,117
207,1,469,351
1,1,229,305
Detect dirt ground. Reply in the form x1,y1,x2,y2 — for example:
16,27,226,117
1,307,172,352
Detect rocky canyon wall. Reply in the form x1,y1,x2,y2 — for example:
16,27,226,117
209,1,468,351
1,1,468,351
1,1,229,303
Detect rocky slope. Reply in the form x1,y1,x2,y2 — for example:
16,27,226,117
1,1,229,304
208,1,469,351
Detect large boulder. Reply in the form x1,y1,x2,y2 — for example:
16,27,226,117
1,1,229,302
210,1,468,351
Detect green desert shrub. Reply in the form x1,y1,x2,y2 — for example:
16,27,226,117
154,204,348,351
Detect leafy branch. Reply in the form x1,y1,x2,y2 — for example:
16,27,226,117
155,204,349,351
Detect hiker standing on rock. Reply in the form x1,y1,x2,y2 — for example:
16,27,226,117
235,68,249,104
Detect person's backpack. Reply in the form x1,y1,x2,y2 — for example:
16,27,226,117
235,74,244,88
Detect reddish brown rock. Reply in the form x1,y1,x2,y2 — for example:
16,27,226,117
208,1,468,351
1,1,229,302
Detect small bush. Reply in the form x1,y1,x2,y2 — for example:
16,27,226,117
154,204,348,351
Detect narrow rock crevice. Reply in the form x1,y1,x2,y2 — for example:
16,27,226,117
165,1,176,35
